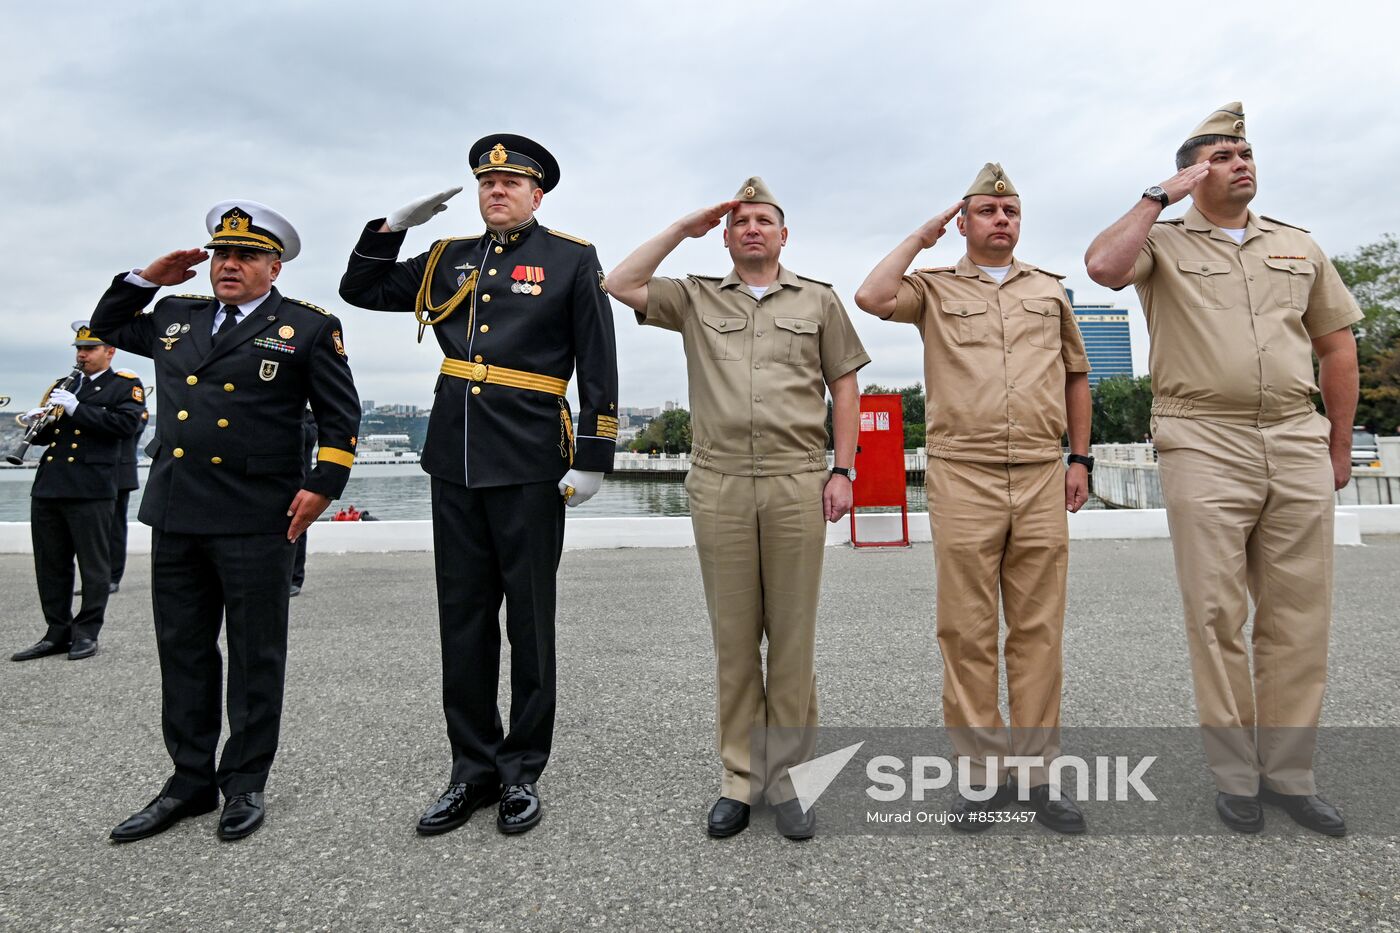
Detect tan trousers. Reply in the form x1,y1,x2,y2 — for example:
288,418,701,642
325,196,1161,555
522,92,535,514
686,466,828,805
1154,412,1335,795
926,457,1067,787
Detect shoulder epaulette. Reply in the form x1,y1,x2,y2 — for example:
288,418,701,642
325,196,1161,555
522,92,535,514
689,274,723,282
114,369,139,379
547,228,592,247
795,274,833,288
914,266,957,274
1032,266,1067,280
1260,215,1310,233
287,297,332,316
434,235,482,246
173,293,215,300
1154,218,1186,225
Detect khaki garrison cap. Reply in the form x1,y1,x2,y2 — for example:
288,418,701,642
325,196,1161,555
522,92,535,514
964,163,1018,198
733,176,783,214
1186,102,1246,143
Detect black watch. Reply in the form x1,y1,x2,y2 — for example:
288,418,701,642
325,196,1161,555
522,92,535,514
1142,185,1169,207
1067,454,1094,473
831,466,856,481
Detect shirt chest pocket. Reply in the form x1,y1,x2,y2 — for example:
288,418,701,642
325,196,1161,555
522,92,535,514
773,317,819,365
1177,260,1232,309
1021,299,1061,350
1262,258,1315,310
700,315,748,361
940,300,989,346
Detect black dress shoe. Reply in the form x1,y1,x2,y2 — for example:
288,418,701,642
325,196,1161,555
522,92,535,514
1260,787,1346,836
1022,784,1087,834
1215,792,1264,833
947,783,1014,833
11,638,70,662
498,783,542,834
218,792,266,840
416,782,500,836
110,790,219,842
707,797,751,838
774,799,816,840
68,638,98,660
289,584,302,597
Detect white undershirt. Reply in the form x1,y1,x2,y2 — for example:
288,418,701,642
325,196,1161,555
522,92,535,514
977,264,1011,283
125,270,272,333
747,285,769,299
1222,228,1247,244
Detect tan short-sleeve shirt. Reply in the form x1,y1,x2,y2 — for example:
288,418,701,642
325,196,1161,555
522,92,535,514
1130,205,1363,425
889,255,1091,463
640,265,870,476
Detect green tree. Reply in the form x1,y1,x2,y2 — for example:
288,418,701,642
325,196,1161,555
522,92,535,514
628,408,692,454
1090,374,1154,443
1333,234,1400,433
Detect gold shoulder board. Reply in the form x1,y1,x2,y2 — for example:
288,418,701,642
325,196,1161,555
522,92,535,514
1260,215,1311,233
547,228,592,247
174,293,215,300
288,297,332,316
114,370,139,379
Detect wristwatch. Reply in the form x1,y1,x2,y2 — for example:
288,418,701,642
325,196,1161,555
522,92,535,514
1142,185,1169,207
831,466,856,481
1067,454,1094,473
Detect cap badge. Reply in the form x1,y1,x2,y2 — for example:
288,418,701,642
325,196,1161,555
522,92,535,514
1233,119,1245,133
993,180,1007,193
489,143,508,165
220,208,250,234
743,185,756,199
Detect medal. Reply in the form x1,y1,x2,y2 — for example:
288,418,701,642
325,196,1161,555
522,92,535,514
179,323,191,334
165,323,180,336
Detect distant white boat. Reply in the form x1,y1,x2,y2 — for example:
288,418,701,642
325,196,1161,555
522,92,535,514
346,433,421,466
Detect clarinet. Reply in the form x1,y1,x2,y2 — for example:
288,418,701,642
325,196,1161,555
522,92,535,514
5,367,84,465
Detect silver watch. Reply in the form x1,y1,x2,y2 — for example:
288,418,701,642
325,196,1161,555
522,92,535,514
1142,185,1169,207
831,466,856,481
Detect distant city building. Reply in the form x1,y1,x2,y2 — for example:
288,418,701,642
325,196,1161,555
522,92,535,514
361,399,375,413
1067,288,1133,386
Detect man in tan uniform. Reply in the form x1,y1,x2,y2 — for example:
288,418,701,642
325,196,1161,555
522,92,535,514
1086,103,1361,835
855,164,1093,834
607,178,869,840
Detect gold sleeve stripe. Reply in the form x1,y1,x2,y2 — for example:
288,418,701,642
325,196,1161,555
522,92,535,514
318,447,355,468
596,415,619,439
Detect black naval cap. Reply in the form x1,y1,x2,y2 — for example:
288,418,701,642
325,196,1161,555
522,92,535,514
469,134,561,193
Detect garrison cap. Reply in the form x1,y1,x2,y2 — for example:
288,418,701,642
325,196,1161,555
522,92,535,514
732,176,783,215
71,319,107,347
964,163,1018,198
469,134,561,193
204,200,301,262
1186,101,1247,143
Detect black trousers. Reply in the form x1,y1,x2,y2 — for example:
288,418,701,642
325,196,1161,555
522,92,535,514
109,489,131,584
150,529,295,798
31,497,112,642
431,477,565,785
291,528,307,588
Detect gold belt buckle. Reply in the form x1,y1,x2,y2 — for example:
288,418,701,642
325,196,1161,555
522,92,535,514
470,363,488,382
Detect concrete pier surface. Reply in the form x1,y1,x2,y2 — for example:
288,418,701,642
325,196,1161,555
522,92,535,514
2,539,1398,932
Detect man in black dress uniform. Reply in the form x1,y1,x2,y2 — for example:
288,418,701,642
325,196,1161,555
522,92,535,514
92,200,361,842
10,322,146,661
340,134,618,836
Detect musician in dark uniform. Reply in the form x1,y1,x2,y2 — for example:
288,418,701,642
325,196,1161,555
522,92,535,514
340,134,618,836
10,322,146,662
91,200,361,843
106,392,147,594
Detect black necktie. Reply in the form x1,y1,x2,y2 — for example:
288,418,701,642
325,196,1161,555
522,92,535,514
213,306,239,344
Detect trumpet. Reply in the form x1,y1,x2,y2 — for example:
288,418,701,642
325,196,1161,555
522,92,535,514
6,367,83,465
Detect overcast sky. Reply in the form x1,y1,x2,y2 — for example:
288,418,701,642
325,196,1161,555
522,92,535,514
3,1,1397,416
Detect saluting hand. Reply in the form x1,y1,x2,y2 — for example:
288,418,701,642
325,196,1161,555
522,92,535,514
912,201,965,249
138,249,210,286
286,489,332,542
386,187,465,232
676,201,741,239
1157,162,1211,206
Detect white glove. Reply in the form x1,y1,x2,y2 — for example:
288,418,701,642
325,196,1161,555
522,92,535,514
558,469,604,508
386,186,464,232
22,407,47,425
48,389,78,415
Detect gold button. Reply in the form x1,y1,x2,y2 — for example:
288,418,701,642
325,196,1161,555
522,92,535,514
480,324,490,333
48,442,55,448
177,410,189,420
67,457,74,462
173,448,184,458
217,419,229,428
45,456,52,462
71,443,78,449
494,246,503,254
481,294,491,302
474,355,483,363
73,430,80,436
186,375,198,385
470,363,487,381
471,386,481,395
488,269,497,275
210,457,222,464
224,383,235,392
